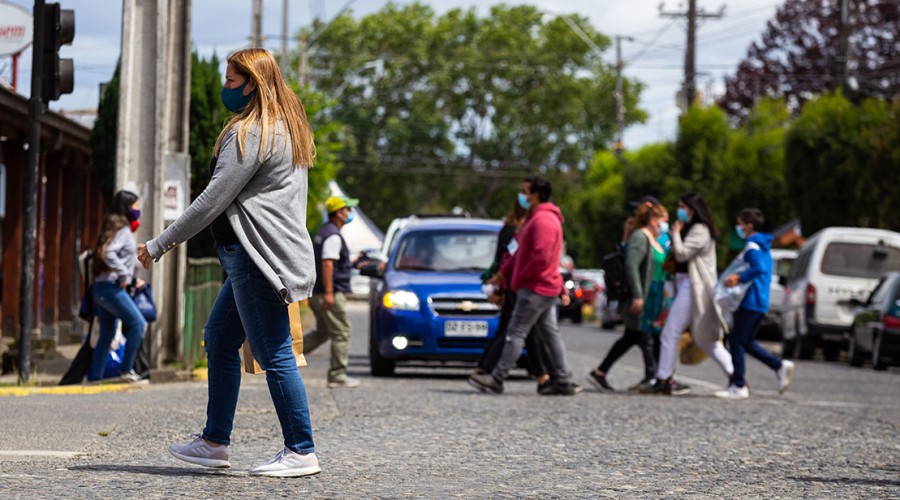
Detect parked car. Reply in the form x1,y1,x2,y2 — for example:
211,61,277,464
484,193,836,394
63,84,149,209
573,269,605,309
846,272,900,370
557,270,585,324
781,227,900,360
360,217,503,376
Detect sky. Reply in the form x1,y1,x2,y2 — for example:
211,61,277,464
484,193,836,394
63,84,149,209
1,0,786,148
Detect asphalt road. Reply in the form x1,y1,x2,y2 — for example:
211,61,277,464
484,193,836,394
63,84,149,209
1,301,898,498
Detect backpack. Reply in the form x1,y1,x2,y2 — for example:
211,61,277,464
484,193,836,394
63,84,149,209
77,249,96,322
601,247,630,301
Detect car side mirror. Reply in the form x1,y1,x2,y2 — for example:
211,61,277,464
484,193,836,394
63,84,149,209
839,298,865,308
360,260,385,278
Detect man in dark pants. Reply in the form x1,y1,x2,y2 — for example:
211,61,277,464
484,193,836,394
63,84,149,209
304,196,361,388
468,176,580,396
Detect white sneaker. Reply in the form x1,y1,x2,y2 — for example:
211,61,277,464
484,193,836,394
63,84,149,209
119,370,147,384
715,384,750,400
168,434,231,468
777,360,795,394
250,448,321,477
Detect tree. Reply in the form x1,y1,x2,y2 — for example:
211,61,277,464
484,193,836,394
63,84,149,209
304,2,646,229
785,92,900,233
718,0,899,122
89,63,120,201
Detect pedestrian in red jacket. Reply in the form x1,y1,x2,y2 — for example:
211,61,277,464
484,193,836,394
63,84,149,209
468,176,581,395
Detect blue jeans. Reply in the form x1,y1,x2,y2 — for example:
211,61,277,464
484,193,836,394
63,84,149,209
203,243,315,454
88,281,147,381
729,307,783,388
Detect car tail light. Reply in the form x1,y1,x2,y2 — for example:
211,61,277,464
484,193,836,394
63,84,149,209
884,315,900,329
574,289,583,299
805,284,816,306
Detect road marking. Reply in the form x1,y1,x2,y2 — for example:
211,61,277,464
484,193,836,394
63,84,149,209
0,384,136,397
0,450,85,458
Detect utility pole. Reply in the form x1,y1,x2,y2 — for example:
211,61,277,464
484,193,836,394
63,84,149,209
19,0,47,384
298,31,308,86
251,0,263,48
280,0,289,77
660,0,724,111
614,35,633,156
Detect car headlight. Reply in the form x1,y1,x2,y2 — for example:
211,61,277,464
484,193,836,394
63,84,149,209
383,290,420,311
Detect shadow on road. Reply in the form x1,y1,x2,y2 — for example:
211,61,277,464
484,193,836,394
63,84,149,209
69,464,238,477
788,476,900,488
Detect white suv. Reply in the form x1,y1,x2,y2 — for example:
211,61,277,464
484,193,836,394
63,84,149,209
781,227,900,360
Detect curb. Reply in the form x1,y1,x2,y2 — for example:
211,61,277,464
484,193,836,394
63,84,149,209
0,383,137,397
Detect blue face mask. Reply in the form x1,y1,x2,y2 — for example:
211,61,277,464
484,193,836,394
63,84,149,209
676,207,690,223
517,192,531,210
221,79,255,113
659,221,670,234
344,210,355,224
735,224,746,240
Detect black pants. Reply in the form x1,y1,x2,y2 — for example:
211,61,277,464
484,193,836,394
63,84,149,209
597,327,658,381
478,290,551,377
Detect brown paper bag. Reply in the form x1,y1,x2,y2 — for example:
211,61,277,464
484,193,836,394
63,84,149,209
242,301,308,374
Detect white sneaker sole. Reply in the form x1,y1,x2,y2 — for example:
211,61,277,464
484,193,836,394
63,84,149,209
168,447,231,468
779,364,795,394
249,465,322,477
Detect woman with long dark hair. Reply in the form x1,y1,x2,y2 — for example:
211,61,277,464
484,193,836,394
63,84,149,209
87,190,147,383
647,192,733,395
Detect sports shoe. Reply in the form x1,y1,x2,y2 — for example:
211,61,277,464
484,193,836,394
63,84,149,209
643,377,691,396
468,373,503,394
777,360,795,394
327,378,361,389
538,381,583,396
715,384,750,400
119,370,146,383
586,371,615,392
627,379,654,393
250,448,321,478
168,434,231,468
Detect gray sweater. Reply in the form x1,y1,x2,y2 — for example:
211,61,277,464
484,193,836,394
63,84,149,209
96,226,138,285
147,123,316,304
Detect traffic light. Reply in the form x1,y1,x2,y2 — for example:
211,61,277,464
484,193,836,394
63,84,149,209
42,3,75,102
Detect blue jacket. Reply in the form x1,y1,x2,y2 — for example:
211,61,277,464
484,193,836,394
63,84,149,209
738,232,773,314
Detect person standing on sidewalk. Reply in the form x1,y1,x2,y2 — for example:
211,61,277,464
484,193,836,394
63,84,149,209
587,202,668,393
88,190,147,383
137,48,320,477
647,192,734,395
716,208,795,400
468,176,580,396
303,195,361,389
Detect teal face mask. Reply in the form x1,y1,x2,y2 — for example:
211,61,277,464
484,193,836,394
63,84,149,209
735,225,746,239
517,192,531,210
221,79,255,112
345,210,355,224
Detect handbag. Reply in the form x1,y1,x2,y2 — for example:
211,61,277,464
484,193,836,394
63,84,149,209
131,284,158,322
678,331,708,365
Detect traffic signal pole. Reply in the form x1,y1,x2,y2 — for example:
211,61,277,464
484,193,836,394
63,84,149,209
19,0,47,383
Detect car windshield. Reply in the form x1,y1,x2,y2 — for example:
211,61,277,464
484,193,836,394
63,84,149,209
820,243,900,279
394,230,497,272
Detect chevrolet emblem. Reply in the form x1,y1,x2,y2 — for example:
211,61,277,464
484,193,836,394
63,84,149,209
457,301,477,312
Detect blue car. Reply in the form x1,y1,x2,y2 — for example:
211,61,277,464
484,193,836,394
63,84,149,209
361,217,503,376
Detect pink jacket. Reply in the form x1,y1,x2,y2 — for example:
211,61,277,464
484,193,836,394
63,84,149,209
500,202,565,297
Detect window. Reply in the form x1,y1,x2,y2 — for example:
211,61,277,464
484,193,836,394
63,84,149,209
868,277,892,306
789,251,811,282
820,243,900,279
395,230,497,272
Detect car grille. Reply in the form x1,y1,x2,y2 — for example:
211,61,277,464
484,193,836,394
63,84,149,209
429,294,500,318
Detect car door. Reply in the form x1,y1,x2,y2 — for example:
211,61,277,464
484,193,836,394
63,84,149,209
856,277,893,352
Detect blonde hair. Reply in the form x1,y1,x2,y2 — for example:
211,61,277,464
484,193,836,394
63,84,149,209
214,48,316,167
634,203,668,228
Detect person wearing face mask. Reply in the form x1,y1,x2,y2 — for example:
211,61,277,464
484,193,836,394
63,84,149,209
716,208,795,399
137,48,321,477
303,195,362,389
587,203,668,392
646,192,734,395
87,190,148,383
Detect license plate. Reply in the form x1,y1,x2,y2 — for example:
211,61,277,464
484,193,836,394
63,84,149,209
444,320,489,337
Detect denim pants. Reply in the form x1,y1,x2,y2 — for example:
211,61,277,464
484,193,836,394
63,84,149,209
203,243,315,454
88,281,147,381
729,307,783,388
492,288,571,384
